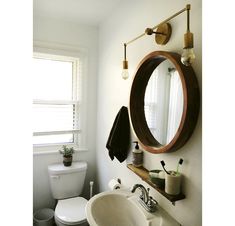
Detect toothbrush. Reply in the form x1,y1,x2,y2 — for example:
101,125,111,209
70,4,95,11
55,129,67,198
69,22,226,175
176,158,184,175
160,160,170,175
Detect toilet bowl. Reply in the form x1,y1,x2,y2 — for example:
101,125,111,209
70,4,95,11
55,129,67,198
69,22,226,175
48,162,88,226
54,197,88,226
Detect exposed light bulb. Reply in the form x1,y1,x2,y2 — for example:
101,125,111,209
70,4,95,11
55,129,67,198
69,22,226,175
181,30,195,66
181,48,195,66
122,69,129,80
122,59,129,79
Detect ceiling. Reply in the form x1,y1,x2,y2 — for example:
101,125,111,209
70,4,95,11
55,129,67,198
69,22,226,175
33,0,123,26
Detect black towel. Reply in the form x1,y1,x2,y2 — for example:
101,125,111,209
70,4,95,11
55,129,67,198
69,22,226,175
106,106,130,162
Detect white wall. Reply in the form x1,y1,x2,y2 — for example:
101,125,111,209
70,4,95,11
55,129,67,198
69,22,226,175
33,15,99,212
96,0,202,226
33,1,202,224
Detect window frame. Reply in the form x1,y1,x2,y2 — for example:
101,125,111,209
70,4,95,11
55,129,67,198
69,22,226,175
33,46,88,153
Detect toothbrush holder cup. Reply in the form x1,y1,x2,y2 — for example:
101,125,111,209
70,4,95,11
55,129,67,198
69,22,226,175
165,171,181,195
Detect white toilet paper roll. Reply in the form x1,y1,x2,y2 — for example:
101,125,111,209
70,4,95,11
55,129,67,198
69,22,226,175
108,179,121,190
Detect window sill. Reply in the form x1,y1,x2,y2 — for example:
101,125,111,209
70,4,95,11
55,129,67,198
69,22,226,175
33,146,88,156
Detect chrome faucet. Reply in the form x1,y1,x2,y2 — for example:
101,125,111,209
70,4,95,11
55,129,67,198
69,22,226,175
131,184,158,213
131,184,149,203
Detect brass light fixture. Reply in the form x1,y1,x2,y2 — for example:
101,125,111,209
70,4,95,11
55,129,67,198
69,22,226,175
181,4,195,66
121,4,195,80
122,43,129,80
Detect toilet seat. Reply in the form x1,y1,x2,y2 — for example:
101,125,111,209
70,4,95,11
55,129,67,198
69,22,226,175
55,197,88,225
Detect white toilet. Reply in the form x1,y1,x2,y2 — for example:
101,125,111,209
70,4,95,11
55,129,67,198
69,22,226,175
48,161,88,226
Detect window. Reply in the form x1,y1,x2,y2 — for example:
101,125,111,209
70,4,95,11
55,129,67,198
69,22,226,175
33,53,83,148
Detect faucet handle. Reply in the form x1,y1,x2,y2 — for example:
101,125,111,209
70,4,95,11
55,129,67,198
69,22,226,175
148,196,158,206
150,197,158,205
146,196,158,212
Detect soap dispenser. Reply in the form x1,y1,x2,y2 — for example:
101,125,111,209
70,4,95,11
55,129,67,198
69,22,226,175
132,141,143,167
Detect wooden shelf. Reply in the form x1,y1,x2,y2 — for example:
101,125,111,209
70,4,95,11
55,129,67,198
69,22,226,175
127,164,185,204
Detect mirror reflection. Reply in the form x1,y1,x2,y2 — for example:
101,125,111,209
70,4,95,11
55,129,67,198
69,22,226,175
144,60,183,145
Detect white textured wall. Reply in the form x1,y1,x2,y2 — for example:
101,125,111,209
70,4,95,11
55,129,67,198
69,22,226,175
96,1,202,226
33,15,98,212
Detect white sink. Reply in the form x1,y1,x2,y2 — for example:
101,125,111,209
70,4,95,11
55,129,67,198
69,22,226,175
85,190,180,226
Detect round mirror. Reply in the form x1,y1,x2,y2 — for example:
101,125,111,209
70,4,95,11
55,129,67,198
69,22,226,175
129,51,200,154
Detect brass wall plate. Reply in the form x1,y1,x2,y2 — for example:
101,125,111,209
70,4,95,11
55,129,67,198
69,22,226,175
155,23,172,45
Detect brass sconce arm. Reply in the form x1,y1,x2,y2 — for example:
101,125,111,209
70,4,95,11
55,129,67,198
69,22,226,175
121,4,195,79
124,4,190,46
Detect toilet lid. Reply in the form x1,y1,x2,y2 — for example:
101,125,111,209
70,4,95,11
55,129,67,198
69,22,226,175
55,197,88,224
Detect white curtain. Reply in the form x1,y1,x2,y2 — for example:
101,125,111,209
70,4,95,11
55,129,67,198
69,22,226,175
144,69,158,138
144,63,183,145
166,69,183,143
144,64,171,145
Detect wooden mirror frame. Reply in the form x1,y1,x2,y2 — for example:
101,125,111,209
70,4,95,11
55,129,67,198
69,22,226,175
129,51,200,154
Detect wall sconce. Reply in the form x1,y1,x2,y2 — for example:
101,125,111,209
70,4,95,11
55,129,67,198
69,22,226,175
122,4,195,80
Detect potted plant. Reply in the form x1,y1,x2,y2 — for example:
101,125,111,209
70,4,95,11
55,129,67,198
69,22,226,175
59,145,75,166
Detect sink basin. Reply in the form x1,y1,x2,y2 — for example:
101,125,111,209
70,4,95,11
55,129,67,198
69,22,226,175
85,190,180,226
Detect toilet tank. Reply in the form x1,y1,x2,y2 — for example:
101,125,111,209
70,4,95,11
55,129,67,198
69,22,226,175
48,161,87,199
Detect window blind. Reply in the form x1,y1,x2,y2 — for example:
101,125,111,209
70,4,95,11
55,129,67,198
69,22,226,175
33,53,81,146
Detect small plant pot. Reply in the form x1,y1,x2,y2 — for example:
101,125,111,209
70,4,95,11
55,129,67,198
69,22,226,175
63,156,73,167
